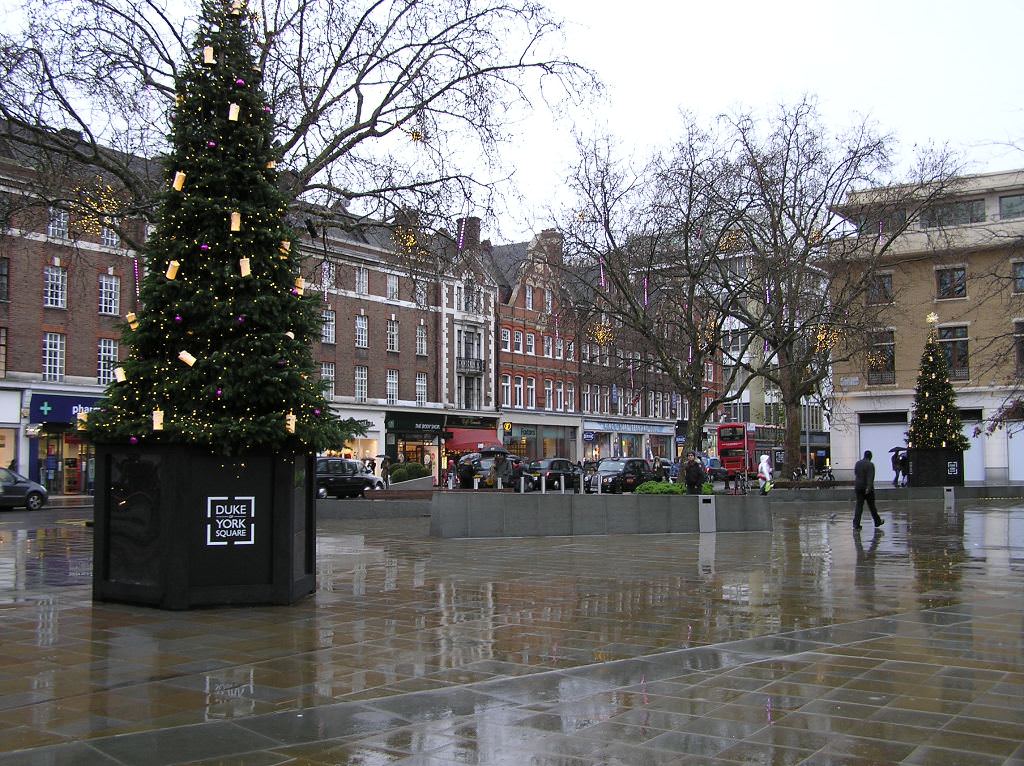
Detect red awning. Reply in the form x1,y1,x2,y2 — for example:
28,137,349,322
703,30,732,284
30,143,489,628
445,428,502,453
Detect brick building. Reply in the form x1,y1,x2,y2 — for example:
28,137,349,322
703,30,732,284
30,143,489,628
831,168,1024,482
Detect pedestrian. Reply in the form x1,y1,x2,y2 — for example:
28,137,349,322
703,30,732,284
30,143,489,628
757,454,773,495
899,452,909,487
489,452,513,489
683,451,705,495
446,456,456,489
891,450,902,487
853,449,884,531
380,456,391,488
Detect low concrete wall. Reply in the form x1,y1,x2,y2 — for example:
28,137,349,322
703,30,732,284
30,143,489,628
768,484,1024,504
317,498,431,519
429,492,771,538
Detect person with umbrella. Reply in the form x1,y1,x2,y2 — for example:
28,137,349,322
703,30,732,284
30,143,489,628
889,447,905,487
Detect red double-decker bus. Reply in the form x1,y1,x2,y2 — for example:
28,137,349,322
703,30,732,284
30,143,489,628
717,422,784,478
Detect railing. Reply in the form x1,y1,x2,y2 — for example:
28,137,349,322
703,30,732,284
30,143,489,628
950,366,969,381
456,356,484,374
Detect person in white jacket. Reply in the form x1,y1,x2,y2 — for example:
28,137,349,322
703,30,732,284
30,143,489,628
757,454,773,495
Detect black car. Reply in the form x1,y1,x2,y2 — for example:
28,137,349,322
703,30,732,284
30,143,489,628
458,449,532,490
585,458,657,494
526,458,580,491
316,458,385,498
703,457,728,482
0,468,48,510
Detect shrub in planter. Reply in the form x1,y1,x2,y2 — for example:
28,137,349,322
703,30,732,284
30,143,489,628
636,481,684,495
402,462,430,480
389,466,410,484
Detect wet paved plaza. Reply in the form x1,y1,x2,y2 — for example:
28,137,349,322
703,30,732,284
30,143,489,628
0,499,1022,765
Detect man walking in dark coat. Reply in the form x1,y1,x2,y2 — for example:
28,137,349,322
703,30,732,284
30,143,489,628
683,451,705,495
853,450,884,531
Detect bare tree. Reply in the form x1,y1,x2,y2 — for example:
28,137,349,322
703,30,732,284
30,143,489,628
0,0,596,252
724,98,961,469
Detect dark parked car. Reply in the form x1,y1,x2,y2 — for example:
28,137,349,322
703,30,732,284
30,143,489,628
703,457,728,482
0,468,48,510
526,458,580,491
458,450,532,490
585,458,657,494
316,458,384,498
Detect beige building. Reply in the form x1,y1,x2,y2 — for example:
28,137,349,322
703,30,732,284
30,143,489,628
831,169,1024,482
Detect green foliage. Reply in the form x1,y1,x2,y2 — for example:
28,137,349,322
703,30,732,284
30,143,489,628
389,467,409,484
635,481,684,495
85,0,359,455
402,462,431,480
701,481,714,495
907,330,969,451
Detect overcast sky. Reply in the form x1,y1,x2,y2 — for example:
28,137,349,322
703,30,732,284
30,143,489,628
494,0,1024,242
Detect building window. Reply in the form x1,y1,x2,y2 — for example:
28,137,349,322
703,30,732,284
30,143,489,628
867,273,893,305
386,369,398,404
936,266,966,299
0,258,7,301
525,286,533,310
98,274,120,316
525,333,535,355
321,362,335,395
513,376,523,408
321,260,336,289
416,372,427,406
416,324,427,356
42,332,65,382
555,381,564,411
97,338,118,384
526,377,536,408
602,386,610,414
321,309,336,344
542,336,552,357
501,374,511,407
513,330,523,353
386,319,399,352
544,288,553,313
500,328,511,352
938,325,969,380
920,199,985,228
1000,194,1024,220
47,207,69,239
354,365,367,402
414,281,427,306
387,273,399,300
567,341,574,361
44,265,67,308
544,379,553,411
355,315,368,348
566,382,575,412
1014,262,1024,294
867,330,895,385
101,224,119,249
1015,321,1024,376
582,383,590,413
355,266,368,294
555,337,564,359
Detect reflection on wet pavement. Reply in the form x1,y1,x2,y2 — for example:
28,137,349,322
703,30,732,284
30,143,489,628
0,501,1021,764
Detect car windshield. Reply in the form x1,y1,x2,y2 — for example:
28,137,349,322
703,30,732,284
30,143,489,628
599,460,626,471
527,461,548,471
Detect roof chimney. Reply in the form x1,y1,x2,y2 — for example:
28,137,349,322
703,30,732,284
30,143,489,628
457,216,481,251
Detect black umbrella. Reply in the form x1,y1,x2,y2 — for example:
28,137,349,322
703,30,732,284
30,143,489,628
888,446,906,453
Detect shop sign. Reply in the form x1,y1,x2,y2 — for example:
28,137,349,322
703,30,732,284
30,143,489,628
520,427,537,437
29,394,101,424
386,413,444,432
206,496,255,546
583,421,676,435
582,430,595,442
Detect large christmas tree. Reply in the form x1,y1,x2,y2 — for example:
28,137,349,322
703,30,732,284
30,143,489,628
907,316,969,451
86,0,355,455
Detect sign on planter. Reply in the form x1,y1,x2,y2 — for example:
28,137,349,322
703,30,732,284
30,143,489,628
206,496,256,546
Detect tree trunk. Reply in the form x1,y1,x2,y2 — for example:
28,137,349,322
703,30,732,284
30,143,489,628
687,392,704,454
783,398,803,475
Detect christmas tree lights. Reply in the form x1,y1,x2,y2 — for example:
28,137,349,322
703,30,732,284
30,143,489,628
907,316,969,451
85,0,354,455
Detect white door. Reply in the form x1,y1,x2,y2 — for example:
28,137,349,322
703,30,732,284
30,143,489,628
858,423,908,483
961,422,985,482
1010,431,1024,482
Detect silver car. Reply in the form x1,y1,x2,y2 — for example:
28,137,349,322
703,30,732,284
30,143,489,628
0,468,48,511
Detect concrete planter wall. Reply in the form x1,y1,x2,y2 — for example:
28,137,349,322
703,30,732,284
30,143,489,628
429,492,771,538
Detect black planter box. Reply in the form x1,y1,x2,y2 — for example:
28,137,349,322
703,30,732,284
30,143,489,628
92,443,316,609
906,447,965,487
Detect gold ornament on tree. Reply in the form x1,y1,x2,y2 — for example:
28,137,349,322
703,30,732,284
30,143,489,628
228,103,240,121
113,367,126,383
203,46,215,65
152,409,164,431
285,412,296,433
178,350,197,367
230,211,241,231
239,257,251,277
165,260,180,280
125,312,139,330
172,171,186,191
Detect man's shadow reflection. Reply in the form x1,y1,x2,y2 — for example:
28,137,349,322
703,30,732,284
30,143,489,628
854,528,883,588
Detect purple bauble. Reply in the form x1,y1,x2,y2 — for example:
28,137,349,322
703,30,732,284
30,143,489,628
174,314,183,323
129,436,139,445
216,388,223,397
314,408,321,416
235,78,245,86
236,314,246,323
200,243,210,251
207,141,217,148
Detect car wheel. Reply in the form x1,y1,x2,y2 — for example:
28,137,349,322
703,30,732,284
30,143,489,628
25,492,45,511
317,486,328,499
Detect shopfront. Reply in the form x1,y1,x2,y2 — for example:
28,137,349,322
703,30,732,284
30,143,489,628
582,420,676,463
28,393,101,495
501,418,578,461
329,411,384,464
385,412,444,470
0,390,21,472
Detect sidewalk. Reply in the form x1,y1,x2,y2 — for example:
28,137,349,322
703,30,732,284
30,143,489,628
0,499,1022,764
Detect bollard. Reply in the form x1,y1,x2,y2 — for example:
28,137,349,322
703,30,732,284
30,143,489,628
473,477,479,490
497,477,503,490
520,476,525,494
698,494,716,533
596,475,601,494
560,477,565,494
943,486,955,510
541,475,546,494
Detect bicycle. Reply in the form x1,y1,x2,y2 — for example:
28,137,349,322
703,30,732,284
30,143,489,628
816,467,835,488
